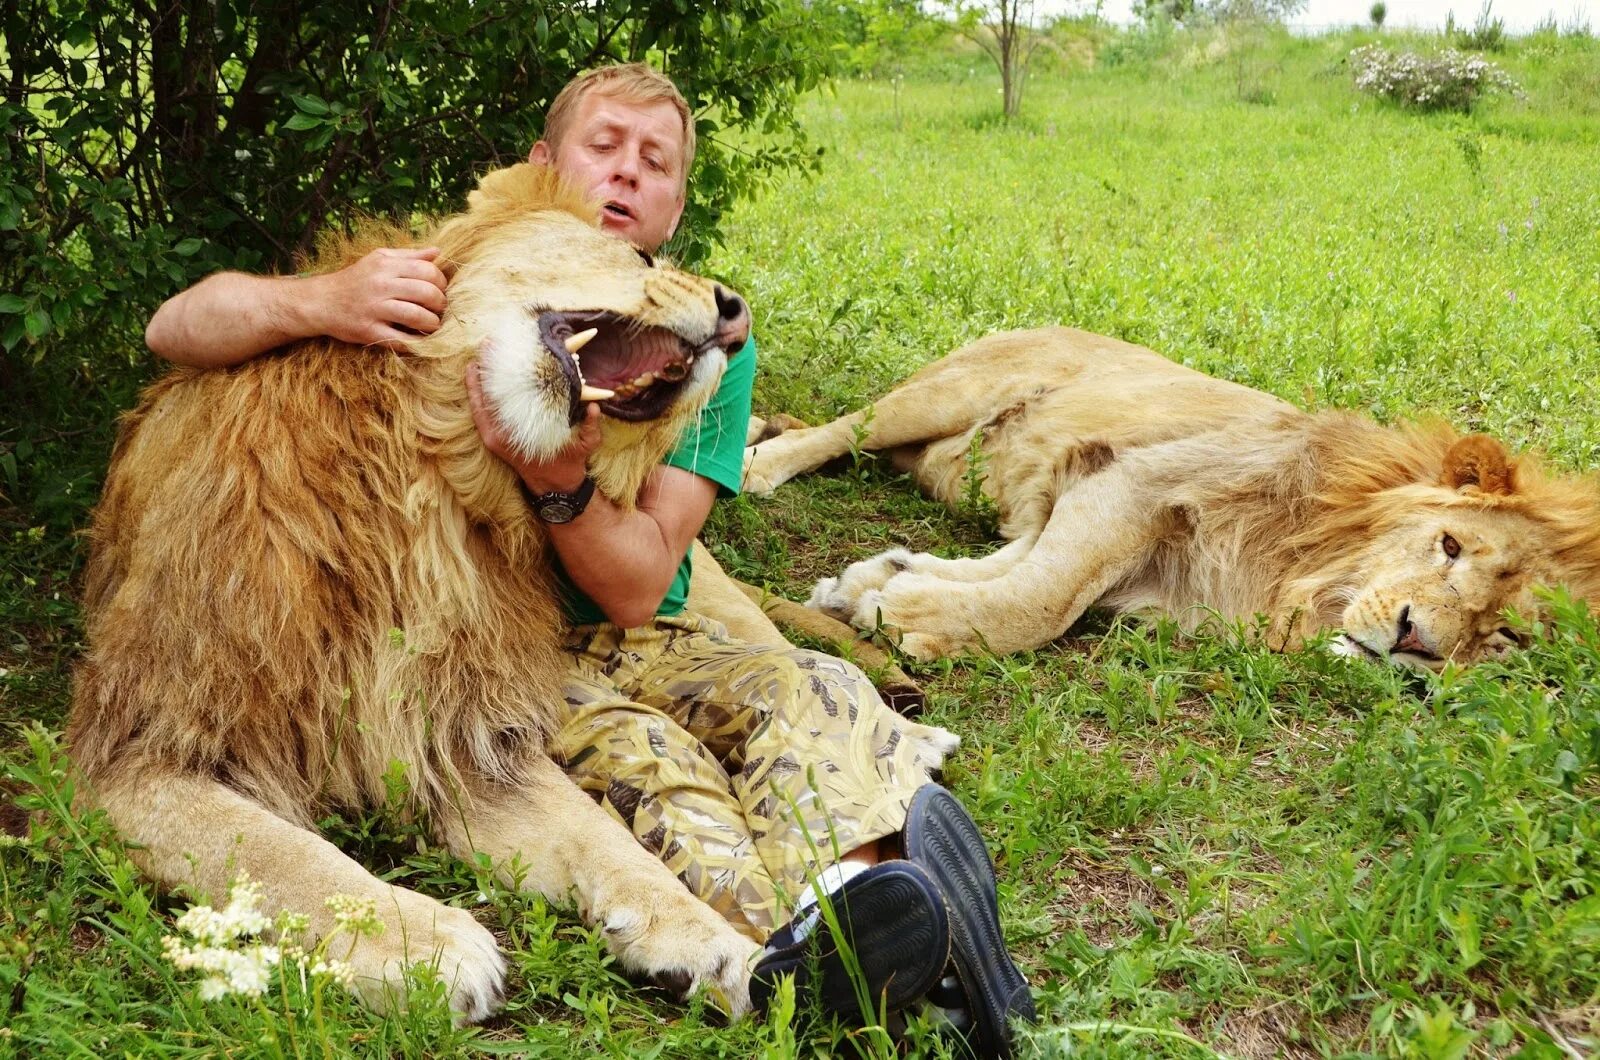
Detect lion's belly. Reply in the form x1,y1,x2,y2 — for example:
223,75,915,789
906,366,1296,539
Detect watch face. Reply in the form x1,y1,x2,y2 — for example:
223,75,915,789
537,498,578,523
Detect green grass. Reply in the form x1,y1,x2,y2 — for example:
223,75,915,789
6,25,1600,1059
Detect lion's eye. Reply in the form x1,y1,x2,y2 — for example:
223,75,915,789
1441,534,1462,559
635,247,655,268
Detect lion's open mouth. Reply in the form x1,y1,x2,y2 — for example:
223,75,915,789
537,311,701,423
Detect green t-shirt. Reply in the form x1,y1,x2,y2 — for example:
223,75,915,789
557,336,757,626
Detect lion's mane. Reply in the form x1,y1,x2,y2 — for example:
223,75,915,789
70,167,685,827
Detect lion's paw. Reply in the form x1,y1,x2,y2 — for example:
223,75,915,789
810,548,917,622
850,579,976,660
600,887,758,1017
898,631,962,661
346,888,506,1025
741,446,783,496
902,721,961,772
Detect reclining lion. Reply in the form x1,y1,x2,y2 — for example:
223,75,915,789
69,164,761,1020
743,327,1600,669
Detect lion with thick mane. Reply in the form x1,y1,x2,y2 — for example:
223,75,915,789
743,327,1600,669
69,164,767,1021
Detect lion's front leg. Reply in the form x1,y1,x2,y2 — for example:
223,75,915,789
92,768,506,1022
443,755,758,1015
809,536,1042,625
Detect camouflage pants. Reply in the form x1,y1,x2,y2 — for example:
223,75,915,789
554,612,936,941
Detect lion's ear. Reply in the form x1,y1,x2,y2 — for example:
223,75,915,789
1442,434,1514,495
467,164,535,212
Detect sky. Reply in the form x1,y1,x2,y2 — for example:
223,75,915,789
1069,0,1595,31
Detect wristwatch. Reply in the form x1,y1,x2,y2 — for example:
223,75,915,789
523,476,596,524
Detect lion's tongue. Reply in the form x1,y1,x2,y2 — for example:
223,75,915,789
580,328,683,389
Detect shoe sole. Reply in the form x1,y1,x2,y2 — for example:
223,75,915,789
905,786,1035,1058
752,862,951,1018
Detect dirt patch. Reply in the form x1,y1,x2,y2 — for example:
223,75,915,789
1045,858,1169,948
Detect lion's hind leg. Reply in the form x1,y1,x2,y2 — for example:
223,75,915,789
92,767,505,1022
742,364,1027,496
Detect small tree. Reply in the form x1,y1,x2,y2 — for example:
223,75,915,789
1370,2,1387,26
950,0,1047,121
1134,0,1197,23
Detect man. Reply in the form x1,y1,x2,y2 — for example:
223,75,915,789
145,63,1033,1055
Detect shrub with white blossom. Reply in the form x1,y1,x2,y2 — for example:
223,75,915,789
1349,43,1522,112
161,874,373,1003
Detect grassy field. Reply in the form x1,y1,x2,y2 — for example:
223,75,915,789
5,24,1600,1059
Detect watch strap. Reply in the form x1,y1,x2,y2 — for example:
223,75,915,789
524,475,596,523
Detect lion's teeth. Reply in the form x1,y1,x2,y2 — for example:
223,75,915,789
565,328,598,354
632,373,655,388
579,385,614,401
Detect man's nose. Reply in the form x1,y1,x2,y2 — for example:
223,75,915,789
713,285,751,354
610,148,641,187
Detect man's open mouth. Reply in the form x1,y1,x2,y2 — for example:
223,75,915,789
602,201,634,221
537,311,702,423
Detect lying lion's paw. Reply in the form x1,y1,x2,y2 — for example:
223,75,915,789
741,447,782,496
600,887,758,1018
902,721,961,772
805,576,846,618
347,888,506,1025
851,578,975,660
813,549,917,621
898,631,959,662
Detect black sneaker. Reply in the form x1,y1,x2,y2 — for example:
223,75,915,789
903,785,1035,1058
750,859,951,1020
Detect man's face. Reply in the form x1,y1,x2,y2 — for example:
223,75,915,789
531,92,687,254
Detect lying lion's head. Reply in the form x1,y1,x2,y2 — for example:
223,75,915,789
1327,434,1600,671
418,164,749,490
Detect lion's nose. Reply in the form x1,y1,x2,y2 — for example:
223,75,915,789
1392,606,1437,658
713,285,750,354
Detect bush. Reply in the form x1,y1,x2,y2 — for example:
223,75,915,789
1369,1,1386,27
1349,43,1522,112
0,0,837,371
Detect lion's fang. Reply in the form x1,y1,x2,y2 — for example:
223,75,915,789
565,328,598,354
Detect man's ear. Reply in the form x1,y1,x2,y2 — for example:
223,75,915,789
529,141,553,166
664,192,686,244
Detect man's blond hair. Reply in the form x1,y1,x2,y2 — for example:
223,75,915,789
543,63,696,185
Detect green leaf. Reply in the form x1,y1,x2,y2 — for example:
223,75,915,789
290,93,330,115
173,237,204,257
283,112,323,131
0,294,26,314
24,308,50,341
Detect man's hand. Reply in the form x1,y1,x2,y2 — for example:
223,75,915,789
310,247,449,349
466,361,601,493
464,360,715,627
146,245,450,368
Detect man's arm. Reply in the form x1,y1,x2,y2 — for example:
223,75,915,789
146,247,449,367
466,368,713,627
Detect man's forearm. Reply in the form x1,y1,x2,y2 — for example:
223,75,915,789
146,272,325,367
545,492,681,628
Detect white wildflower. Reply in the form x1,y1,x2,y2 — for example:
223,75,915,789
172,874,272,945
308,957,358,990
326,893,384,936
162,874,283,1000
163,937,282,999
